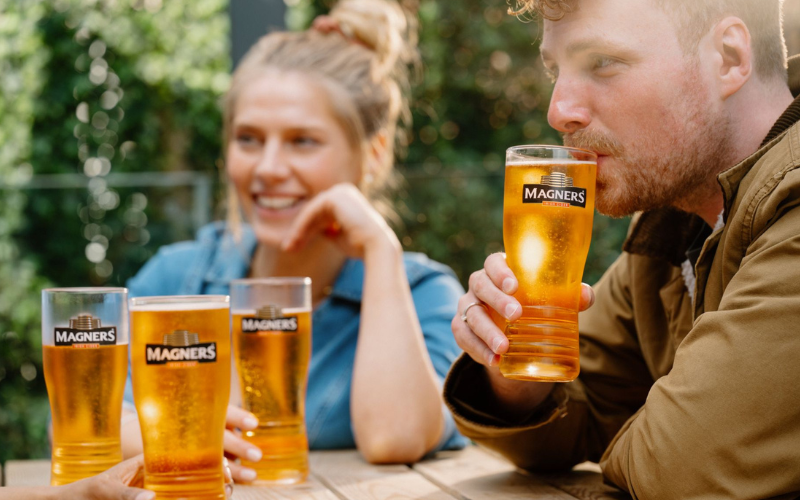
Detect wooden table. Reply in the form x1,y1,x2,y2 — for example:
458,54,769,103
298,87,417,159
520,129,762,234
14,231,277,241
1,446,630,500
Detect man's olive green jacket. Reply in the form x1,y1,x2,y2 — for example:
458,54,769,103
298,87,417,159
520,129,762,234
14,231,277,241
444,85,800,498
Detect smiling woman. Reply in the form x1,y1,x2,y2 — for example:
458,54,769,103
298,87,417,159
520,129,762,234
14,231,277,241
226,71,362,248
118,0,467,484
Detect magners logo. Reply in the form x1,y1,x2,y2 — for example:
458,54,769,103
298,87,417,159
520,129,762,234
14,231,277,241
241,304,298,334
523,172,587,208
55,315,117,348
146,330,217,366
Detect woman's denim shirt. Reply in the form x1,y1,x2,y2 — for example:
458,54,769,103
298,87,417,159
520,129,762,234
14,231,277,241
124,223,467,451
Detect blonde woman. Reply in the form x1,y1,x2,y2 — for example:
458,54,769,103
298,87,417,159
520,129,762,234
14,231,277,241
121,0,466,482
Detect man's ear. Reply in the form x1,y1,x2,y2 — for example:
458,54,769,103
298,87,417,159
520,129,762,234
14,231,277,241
711,16,753,99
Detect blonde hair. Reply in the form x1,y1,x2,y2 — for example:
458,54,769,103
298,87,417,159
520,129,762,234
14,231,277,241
509,0,787,81
223,0,418,234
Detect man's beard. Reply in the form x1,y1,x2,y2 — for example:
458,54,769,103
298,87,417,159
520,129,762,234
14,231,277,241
563,82,733,218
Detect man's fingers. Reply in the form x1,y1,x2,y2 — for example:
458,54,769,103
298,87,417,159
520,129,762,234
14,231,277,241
453,291,510,365
484,253,518,294
468,270,521,322
228,460,259,484
224,429,262,463
579,283,595,311
463,298,509,354
226,405,259,431
452,314,502,367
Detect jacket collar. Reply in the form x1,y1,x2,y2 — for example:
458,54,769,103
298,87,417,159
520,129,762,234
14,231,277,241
622,56,800,265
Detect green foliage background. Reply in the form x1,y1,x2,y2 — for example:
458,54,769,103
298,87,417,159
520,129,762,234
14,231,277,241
0,0,629,462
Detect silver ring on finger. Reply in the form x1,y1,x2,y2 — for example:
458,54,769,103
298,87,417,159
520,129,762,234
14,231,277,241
461,302,488,323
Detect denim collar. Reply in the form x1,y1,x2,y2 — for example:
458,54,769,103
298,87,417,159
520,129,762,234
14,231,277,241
200,222,255,287
199,223,372,304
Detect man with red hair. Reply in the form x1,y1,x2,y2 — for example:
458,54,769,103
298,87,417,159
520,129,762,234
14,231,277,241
446,0,800,497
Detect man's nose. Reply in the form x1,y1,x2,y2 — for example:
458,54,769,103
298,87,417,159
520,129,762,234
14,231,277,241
547,78,591,134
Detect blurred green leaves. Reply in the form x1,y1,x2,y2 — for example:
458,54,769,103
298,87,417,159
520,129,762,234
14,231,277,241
19,0,230,288
2,0,231,462
0,0,52,463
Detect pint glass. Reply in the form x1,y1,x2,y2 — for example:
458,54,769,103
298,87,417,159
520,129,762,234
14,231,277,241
500,145,597,382
130,296,231,499
42,288,128,485
231,278,312,484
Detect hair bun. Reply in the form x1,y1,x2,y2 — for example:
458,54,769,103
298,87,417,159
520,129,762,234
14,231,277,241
329,0,418,78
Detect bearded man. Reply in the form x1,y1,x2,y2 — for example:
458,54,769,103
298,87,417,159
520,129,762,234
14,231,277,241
446,0,800,497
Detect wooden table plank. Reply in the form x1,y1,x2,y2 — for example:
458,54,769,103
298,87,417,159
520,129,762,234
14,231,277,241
0,448,631,500
412,446,579,500
310,450,455,500
538,464,631,500
234,476,341,500
0,459,343,499
3,460,51,487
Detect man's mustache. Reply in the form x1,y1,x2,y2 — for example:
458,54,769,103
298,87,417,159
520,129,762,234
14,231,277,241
564,129,625,157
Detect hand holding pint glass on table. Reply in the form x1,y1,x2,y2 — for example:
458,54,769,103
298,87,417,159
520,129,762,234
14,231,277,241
130,295,231,499
231,278,312,485
42,288,129,485
497,146,596,382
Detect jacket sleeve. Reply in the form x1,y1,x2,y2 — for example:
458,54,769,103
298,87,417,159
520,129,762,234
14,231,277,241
443,252,654,471
600,207,800,499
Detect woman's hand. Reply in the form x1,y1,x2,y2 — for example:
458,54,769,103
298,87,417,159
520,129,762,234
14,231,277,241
222,405,263,483
282,183,400,258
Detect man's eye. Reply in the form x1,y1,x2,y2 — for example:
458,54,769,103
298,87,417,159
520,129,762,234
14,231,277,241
592,56,618,72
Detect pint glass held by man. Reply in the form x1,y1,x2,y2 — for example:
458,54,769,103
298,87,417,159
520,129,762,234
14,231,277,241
231,278,312,485
500,146,597,382
42,288,128,485
130,296,231,500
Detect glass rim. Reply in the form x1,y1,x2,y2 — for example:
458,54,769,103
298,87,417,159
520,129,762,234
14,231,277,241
230,277,312,287
43,287,128,294
130,295,230,306
506,144,597,160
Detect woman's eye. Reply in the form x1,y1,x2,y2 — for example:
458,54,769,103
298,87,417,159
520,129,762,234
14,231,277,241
293,136,319,147
236,134,260,147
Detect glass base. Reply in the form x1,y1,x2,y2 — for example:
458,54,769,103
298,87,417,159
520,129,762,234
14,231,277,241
243,422,309,485
144,469,226,499
50,440,122,486
499,306,580,382
250,470,308,486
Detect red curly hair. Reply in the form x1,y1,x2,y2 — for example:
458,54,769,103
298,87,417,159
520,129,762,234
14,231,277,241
506,0,788,81
507,0,576,20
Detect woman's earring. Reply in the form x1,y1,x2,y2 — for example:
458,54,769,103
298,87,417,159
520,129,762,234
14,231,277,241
363,172,374,186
